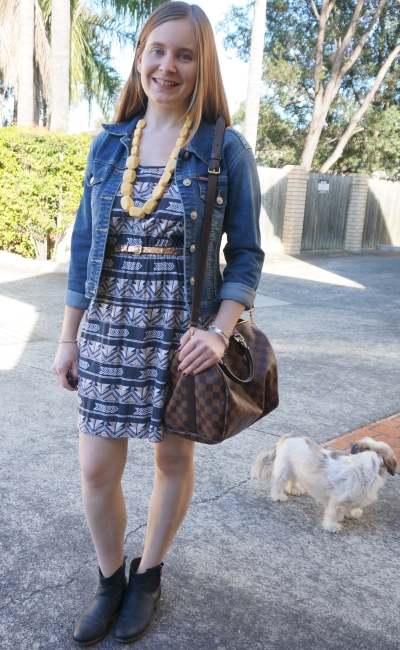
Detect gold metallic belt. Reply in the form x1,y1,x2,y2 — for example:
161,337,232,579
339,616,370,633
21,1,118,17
107,244,184,256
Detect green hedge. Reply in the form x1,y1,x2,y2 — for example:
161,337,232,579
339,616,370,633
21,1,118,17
0,127,92,258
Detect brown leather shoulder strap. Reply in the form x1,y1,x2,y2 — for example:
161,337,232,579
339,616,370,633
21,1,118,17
190,117,225,327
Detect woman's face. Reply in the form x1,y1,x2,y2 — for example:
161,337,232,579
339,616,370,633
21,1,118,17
137,19,198,111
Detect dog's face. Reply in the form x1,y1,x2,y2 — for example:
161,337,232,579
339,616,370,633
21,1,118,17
351,438,397,476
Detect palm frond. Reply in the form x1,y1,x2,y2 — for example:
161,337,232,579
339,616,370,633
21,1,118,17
98,0,169,22
1,0,169,122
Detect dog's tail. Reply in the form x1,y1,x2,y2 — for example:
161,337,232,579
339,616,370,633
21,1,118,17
251,448,276,481
351,437,397,476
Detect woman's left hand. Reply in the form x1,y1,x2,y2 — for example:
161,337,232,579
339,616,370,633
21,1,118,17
178,329,226,375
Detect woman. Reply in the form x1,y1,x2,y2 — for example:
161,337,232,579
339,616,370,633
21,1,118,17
53,2,264,646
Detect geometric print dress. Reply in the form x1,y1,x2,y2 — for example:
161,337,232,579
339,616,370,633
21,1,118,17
77,166,211,443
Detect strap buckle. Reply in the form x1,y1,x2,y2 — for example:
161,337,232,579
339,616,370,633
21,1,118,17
188,326,198,340
208,166,220,175
247,307,258,327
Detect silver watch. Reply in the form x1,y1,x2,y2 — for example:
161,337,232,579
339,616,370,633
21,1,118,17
208,325,230,349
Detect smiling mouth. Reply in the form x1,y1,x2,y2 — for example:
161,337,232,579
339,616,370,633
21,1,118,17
153,78,179,87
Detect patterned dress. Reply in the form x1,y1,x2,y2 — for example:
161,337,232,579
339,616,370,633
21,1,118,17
77,166,201,442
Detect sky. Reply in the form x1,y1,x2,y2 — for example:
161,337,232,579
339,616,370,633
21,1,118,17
69,0,250,133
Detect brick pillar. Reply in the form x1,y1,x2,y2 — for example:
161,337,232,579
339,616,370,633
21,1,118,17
344,174,369,251
281,165,309,254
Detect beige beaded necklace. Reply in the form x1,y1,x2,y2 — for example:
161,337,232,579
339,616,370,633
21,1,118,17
120,113,193,219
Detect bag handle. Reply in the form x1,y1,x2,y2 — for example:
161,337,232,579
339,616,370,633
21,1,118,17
189,116,226,330
218,346,254,384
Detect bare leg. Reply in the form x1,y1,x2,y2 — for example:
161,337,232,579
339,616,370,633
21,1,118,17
138,434,195,573
79,433,128,577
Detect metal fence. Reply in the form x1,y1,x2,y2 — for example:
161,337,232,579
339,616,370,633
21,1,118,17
362,178,400,248
301,173,352,251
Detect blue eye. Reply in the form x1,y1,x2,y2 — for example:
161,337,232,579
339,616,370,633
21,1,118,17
179,53,192,61
151,48,162,55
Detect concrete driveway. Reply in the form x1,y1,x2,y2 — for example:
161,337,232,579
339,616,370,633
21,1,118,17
0,250,399,649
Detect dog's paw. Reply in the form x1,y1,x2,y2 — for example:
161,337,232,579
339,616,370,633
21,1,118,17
286,487,303,496
323,521,342,533
271,493,288,502
345,508,363,520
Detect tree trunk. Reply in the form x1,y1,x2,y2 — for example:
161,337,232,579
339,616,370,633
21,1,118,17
33,64,40,125
17,0,35,127
244,0,267,153
320,42,400,173
300,91,328,170
0,89,4,125
51,0,70,131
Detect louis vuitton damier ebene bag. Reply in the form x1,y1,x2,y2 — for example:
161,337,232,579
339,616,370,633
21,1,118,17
163,117,279,444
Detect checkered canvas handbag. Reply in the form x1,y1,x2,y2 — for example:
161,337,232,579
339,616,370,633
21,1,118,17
162,117,279,444
163,316,279,444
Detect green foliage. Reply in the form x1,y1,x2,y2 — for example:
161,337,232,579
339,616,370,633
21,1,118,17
0,127,91,258
233,99,400,179
315,106,400,180
232,101,304,168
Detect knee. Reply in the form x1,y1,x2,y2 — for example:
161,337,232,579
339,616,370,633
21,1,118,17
81,459,115,492
155,450,192,479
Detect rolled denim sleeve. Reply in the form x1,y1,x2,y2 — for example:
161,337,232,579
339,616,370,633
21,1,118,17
219,146,264,310
65,142,94,309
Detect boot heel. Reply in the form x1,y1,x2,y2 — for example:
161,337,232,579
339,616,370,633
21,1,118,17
113,557,163,643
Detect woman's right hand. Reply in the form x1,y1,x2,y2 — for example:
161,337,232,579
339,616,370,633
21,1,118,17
52,342,79,391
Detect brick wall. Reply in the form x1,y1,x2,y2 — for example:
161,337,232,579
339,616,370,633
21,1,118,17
281,166,309,255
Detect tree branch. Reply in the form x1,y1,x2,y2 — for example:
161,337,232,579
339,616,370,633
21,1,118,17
339,0,389,79
323,0,388,112
330,0,366,76
320,41,400,172
309,0,320,22
314,0,335,91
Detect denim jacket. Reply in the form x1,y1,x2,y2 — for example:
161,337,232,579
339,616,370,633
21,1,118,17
66,114,264,316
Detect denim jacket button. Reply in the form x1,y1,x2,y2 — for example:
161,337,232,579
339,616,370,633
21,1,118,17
190,277,195,285
183,178,191,186
190,245,195,253
184,151,190,159
190,211,197,219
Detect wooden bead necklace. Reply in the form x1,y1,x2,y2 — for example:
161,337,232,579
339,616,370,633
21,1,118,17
120,113,193,219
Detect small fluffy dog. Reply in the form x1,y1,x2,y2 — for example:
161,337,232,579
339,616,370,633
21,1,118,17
251,435,397,533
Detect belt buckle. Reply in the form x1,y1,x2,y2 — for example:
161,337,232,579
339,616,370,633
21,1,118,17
132,244,143,255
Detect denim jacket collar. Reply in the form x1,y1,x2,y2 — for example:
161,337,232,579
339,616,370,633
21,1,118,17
66,116,263,314
102,116,216,167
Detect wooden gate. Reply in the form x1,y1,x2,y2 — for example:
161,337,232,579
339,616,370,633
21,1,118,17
258,166,287,252
301,173,351,251
362,178,400,248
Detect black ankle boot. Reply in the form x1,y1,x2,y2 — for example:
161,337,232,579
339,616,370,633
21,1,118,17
73,562,127,646
113,557,163,644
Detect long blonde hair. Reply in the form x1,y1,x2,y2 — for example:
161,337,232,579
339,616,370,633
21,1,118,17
114,2,231,137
